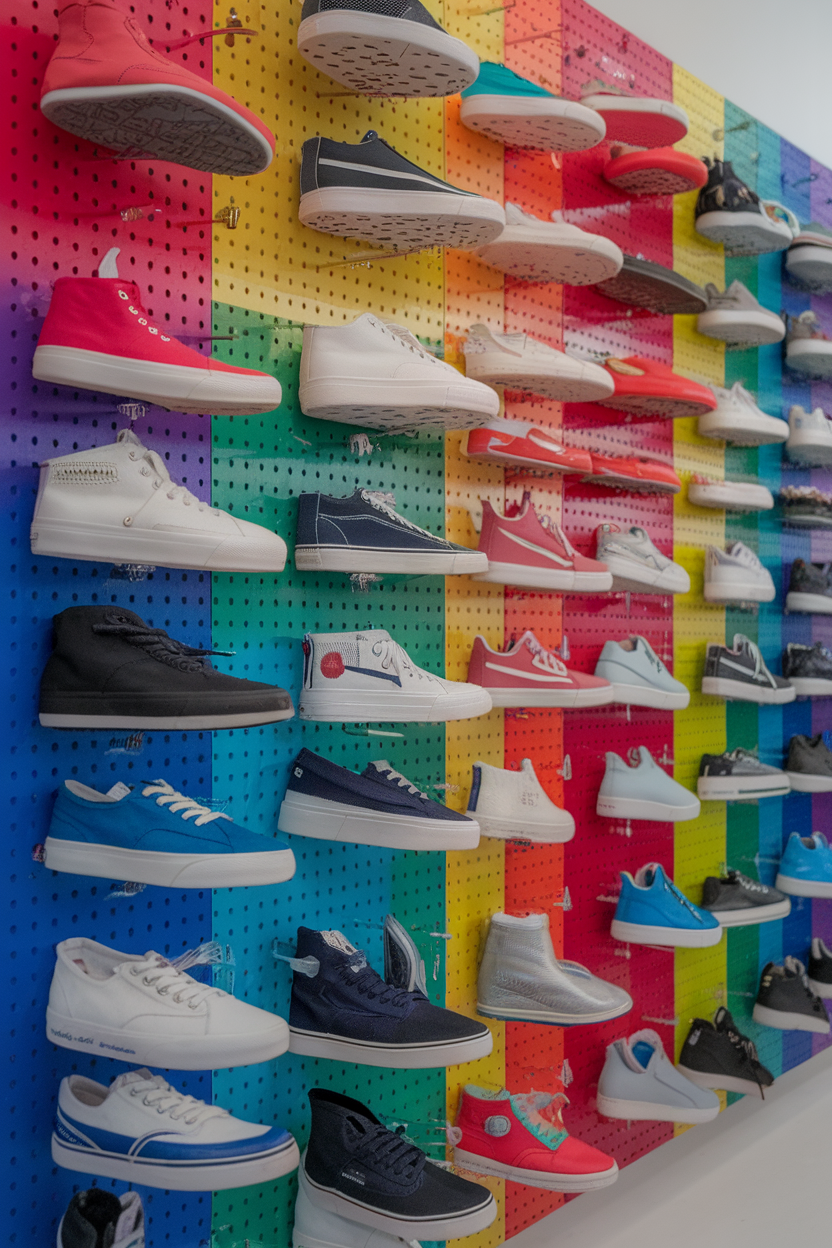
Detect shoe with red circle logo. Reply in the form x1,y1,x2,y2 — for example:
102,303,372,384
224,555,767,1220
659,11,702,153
597,356,717,419
472,493,612,591
467,630,613,708
603,145,708,196
464,421,592,474
583,452,681,494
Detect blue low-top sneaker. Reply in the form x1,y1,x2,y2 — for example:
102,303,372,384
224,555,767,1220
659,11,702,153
611,863,723,948
45,778,296,888
278,749,479,849
776,831,832,898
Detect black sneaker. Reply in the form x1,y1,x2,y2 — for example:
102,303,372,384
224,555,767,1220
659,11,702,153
780,486,832,529
299,130,505,251
677,1007,775,1098
59,1188,144,1248
701,633,794,705
808,937,832,998
700,870,790,926
39,605,294,730
785,558,832,614
384,912,427,993
786,733,832,792
752,957,831,1033
302,1088,497,1239
783,640,832,695
595,254,708,315
697,748,790,801
694,158,794,255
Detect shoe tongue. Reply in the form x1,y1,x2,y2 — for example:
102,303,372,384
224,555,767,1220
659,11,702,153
714,1006,736,1031
116,428,144,448
113,1196,140,1243
112,1067,154,1091
634,862,661,887
320,930,358,956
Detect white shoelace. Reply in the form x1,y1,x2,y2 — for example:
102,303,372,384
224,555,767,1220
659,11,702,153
728,542,764,571
519,631,567,675
138,447,219,514
371,637,440,685
125,951,221,1009
370,761,428,798
381,321,442,365
120,1070,227,1125
142,780,231,826
362,490,450,544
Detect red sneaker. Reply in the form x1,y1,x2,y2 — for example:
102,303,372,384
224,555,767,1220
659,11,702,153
464,421,592,474
467,630,613,708
603,146,709,196
472,494,611,591
454,1086,618,1192
597,356,717,419
580,90,688,148
33,250,283,416
40,0,275,175
584,452,681,494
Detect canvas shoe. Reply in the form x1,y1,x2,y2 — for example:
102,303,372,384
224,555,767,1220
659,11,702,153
786,559,832,613
302,1088,496,1240
597,356,717,419
383,913,429,995
453,1086,618,1192
696,281,785,346
33,251,283,416
473,495,612,592
595,523,689,594
594,636,689,710
699,871,790,927
296,0,479,97
58,1189,144,1248
775,832,832,898
39,605,294,731
602,145,708,196
783,640,832,695
465,758,575,843
477,912,633,1025
786,733,832,792
785,310,832,378
583,452,681,495
300,630,492,723
697,382,789,445
780,486,832,529
474,202,623,285
460,62,605,151
611,864,722,948
695,159,797,254
463,323,614,402
697,749,790,801
701,634,794,705
785,404,832,464
278,749,480,850
703,542,774,603
293,1165,416,1248
596,255,708,315
677,1008,774,1098
786,226,832,293
299,131,504,251
753,958,830,1034
40,0,275,175
467,630,613,709
294,489,486,574
808,938,832,999
47,936,289,1068
464,419,593,475
597,1031,719,1123
596,746,700,823
688,475,774,512
578,88,688,147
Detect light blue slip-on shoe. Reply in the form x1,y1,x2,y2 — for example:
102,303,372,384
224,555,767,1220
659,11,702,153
597,745,700,822
595,635,689,710
598,1029,720,1123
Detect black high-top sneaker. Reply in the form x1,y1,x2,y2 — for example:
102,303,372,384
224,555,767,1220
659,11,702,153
677,1008,774,1098
753,957,831,1033
59,1188,144,1248
786,733,832,792
695,157,794,255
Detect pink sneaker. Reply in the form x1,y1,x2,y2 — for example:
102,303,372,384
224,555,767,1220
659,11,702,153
40,0,275,175
33,249,283,416
467,630,613,708
472,494,612,592
453,1086,618,1192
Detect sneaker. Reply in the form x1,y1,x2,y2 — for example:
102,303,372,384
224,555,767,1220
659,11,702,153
47,936,289,1068
695,159,796,254
45,776,296,887
752,958,830,1034
296,0,479,97
699,871,791,926
696,281,785,346
465,758,575,843
295,489,486,575
473,495,612,592
467,630,613,708
53,1067,299,1189
786,559,832,614
476,912,632,1025
578,89,688,147
785,310,832,378
602,145,708,196
594,636,689,710
299,314,499,431
597,1030,719,1123
785,404,832,464
463,323,614,402
808,938,832,998
583,452,681,495
780,485,832,529
595,523,690,594
384,913,428,994
299,130,505,251
39,605,293,731
688,475,774,512
31,428,287,572
301,1088,496,1239
453,1086,618,1192
288,926,492,1068
475,202,623,284
597,356,717,419
701,634,794,705
786,733,832,792
596,255,708,315
460,62,606,151
783,641,832,695
697,382,789,445
293,1165,413,1248
59,1189,144,1248
33,250,283,416
786,226,832,293
775,832,832,898
611,864,722,948
703,541,774,604
40,0,275,174
300,630,492,723
677,1008,774,1098
596,746,700,823
697,749,790,801
464,418,593,474
278,750,480,850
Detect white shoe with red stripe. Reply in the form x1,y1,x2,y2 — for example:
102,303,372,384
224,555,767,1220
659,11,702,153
464,420,592,474
467,630,613,708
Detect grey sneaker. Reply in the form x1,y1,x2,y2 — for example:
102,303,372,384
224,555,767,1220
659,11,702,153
595,523,690,594
677,1008,774,1098
786,733,832,792
753,957,830,1033
700,870,791,926
701,633,795,705
697,748,790,801
597,1029,720,1123
596,254,708,315
783,641,832,695
780,486,832,529
476,912,632,1026
697,280,785,346
786,310,832,379
785,559,832,614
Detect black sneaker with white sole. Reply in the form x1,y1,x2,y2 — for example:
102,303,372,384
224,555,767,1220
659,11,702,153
299,130,505,251
595,254,708,315
780,486,832,529
808,937,832,998
677,1007,774,1098
700,870,790,926
752,957,830,1034
783,641,832,696
697,749,790,801
786,559,832,614
695,158,794,255
701,634,794,705
786,733,832,792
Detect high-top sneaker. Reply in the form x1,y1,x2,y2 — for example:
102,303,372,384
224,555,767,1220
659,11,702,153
786,733,832,792
753,958,830,1033
677,1008,774,1098
59,1189,144,1248
465,757,575,843
783,640,832,695
467,630,613,708
597,1030,719,1123
695,158,796,254
786,559,832,614
473,495,612,592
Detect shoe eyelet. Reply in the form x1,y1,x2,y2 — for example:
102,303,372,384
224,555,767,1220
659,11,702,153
130,966,140,976
158,986,170,995
123,516,133,527
157,1106,167,1114
142,976,154,986
188,1002,198,1010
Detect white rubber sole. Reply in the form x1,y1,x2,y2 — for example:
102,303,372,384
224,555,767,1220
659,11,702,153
775,873,832,899
277,791,480,850
473,813,575,844
695,210,793,255
464,357,614,403
484,684,614,709
707,899,791,925
298,687,492,723
32,345,282,416
596,1094,718,1124
787,340,832,378
701,676,796,705
703,581,775,604
42,836,296,888
30,518,287,573
476,997,632,1025
608,682,690,710
299,374,499,431
696,308,785,346
676,1065,767,1098
596,795,700,823
688,484,774,511
610,919,722,948
697,411,789,445
289,1026,492,1068
475,230,623,285
788,678,832,696
299,186,505,252
452,1148,618,1193
752,1003,830,1034
472,562,612,592
786,592,832,614
785,770,832,792
808,978,832,999
294,545,487,575
786,245,832,293
698,776,790,801
40,707,295,730
459,94,606,153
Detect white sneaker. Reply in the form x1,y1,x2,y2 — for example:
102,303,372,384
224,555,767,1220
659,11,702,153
595,523,690,594
294,1164,416,1248
786,405,832,465
30,429,287,572
474,202,623,285
463,323,613,402
597,746,700,822
688,476,774,512
47,936,289,1069
299,630,492,723
704,542,775,603
298,313,499,432
786,310,832,378
594,635,690,710
465,757,575,843
696,281,785,346
697,382,789,445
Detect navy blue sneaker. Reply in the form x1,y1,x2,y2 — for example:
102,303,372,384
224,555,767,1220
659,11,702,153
278,749,480,849
294,489,487,575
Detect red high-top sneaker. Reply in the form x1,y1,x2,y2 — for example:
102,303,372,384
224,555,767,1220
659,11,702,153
467,630,613,709
472,494,611,592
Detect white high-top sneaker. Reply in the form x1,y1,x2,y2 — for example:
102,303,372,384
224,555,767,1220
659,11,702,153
30,429,287,572
463,323,614,402
595,523,690,594
697,382,789,445
294,1164,418,1248
465,758,574,843
704,542,775,603
474,202,623,285
300,630,493,723
786,404,832,466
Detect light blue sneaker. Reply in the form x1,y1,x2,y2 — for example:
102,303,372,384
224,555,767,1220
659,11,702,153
776,831,832,898
45,778,296,889
459,62,606,152
596,746,700,822
594,635,689,709
597,1030,720,1123
611,863,722,947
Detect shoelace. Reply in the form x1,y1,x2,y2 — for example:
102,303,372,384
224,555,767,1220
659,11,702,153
121,1071,226,1126
723,1026,766,1095
342,950,420,1008
725,747,763,768
139,446,218,514
125,951,221,1009
733,636,776,687
726,543,764,572
727,870,769,895
372,637,439,684
520,632,567,675
141,780,231,825
362,490,450,545
537,511,578,558
381,321,443,365
92,614,232,672
357,1120,425,1181
369,765,429,801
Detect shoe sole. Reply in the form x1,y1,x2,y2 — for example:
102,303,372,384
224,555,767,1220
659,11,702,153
471,562,612,592
42,837,296,888
277,791,480,850
298,688,492,723
775,873,832,898
610,919,722,948
294,545,488,575
786,592,832,614
459,95,606,152
582,470,680,495
580,97,689,147
676,1065,767,1098
483,684,614,709
464,443,591,473
602,555,689,595
703,582,775,604
706,899,791,925
783,512,832,530
808,978,832,999
696,309,785,346
39,690,294,730
698,413,789,445
464,361,614,403
785,770,832,792
475,233,622,285
288,1026,492,1068
604,167,704,196
299,375,499,431
473,814,575,843
608,572,690,595
695,210,792,255
788,677,832,695
452,1148,618,1192
475,998,632,1025
30,519,287,573
787,341,832,378
596,1094,718,1124
688,486,773,511
597,392,714,419
786,440,832,466
298,187,505,251
40,84,273,176
752,1004,830,1033
596,795,700,822
701,676,796,704
608,682,690,710
697,776,790,800
786,246,832,293
596,265,707,315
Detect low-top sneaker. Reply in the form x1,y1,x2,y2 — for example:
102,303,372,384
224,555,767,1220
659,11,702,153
611,864,722,948
460,62,606,151
463,323,614,402
464,419,593,474
785,310,832,378
785,403,832,465
465,757,575,843
598,1030,720,1123
695,159,796,254
753,958,830,1034
783,640,832,695
696,281,785,345
596,255,708,315
58,1189,144,1248
697,382,789,445
786,733,832,792
701,634,794,704
785,559,832,614
786,225,832,293
808,937,832,998
775,832,832,898
597,356,717,419
474,202,623,285
703,542,774,603
473,495,612,591
688,475,774,512
595,523,690,594
594,635,689,709
781,485,832,528
596,746,700,823
602,145,708,196
677,1008,775,1098
697,749,790,801
583,452,681,495
578,88,688,147
467,630,613,708
699,871,790,926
